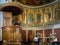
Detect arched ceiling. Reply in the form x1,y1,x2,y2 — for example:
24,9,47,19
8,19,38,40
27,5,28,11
17,0,55,6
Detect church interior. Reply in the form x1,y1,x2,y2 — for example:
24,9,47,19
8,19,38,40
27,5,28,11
0,0,60,45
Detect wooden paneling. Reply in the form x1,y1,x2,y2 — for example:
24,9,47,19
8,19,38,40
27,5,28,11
45,29,52,42
54,28,60,42
45,29,52,37
2,26,16,41
28,30,33,42
21,30,26,42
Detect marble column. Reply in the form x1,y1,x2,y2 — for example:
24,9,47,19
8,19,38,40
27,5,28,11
42,8,45,42
24,8,26,24
43,29,45,42
34,9,37,24
26,30,28,42
26,8,28,24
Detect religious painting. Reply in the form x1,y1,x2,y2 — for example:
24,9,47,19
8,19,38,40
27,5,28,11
28,14,34,23
37,14,41,23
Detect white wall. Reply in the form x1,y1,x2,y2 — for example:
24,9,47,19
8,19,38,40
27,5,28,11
53,24,60,29
0,12,3,41
0,0,6,4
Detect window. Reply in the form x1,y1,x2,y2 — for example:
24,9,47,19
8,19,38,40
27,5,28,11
0,0,12,4
0,12,3,41
0,0,5,4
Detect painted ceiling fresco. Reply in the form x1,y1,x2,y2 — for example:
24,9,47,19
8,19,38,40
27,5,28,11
17,0,55,6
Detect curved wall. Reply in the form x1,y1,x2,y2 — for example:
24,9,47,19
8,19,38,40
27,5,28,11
18,0,59,29
0,0,60,42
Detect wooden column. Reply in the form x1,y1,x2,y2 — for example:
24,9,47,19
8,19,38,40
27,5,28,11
3,12,12,26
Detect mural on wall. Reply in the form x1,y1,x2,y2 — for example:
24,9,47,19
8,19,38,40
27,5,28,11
28,14,34,23
37,14,41,23
17,0,55,6
45,8,51,23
